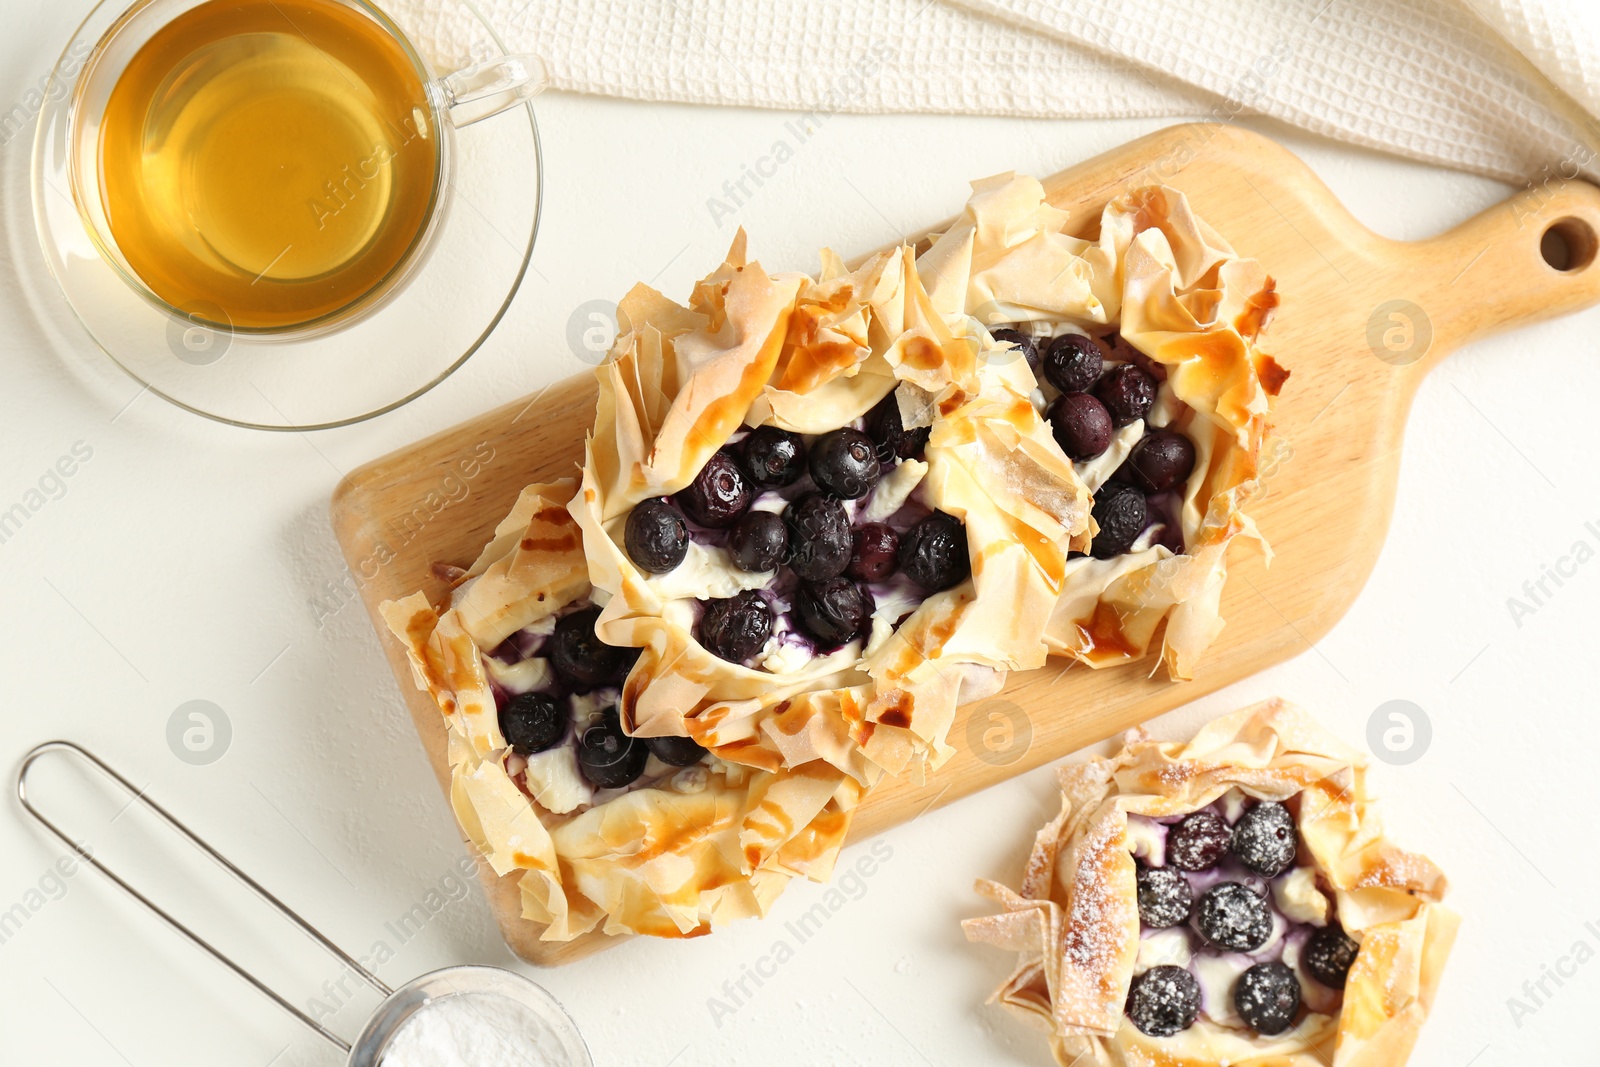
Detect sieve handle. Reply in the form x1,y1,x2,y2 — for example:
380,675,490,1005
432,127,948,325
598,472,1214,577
15,740,393,1053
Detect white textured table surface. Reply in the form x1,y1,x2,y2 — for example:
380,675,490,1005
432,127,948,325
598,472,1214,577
2,7,1596,1065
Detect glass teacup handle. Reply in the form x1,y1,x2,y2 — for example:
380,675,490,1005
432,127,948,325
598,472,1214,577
439,54,548,128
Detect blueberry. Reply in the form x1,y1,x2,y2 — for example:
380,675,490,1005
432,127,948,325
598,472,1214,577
1117,337,1167,382
1151,520,1186,556
865,391,930,462
848,523,900,581
624,497,689,573
677,449,751,528
1093,364,1157,427
1089,483,1147,559
1196,882,1273,952
989,328,1040,375
1303,925,1360,989
1136,864,1193,929
1042,334,1103,394
575,708,649,788
1047,392,1114,461
739,426,806,489
795,578,874,648
1167,811,1231,871
644,734,709,767
696,589,773,664
1126,965,1200,1038
810,428,882,499
898,512,970,592
1126,431,1196,493
548,607,630,689
786,494,852,581
1231,802,1297,877
1235,961,1302,1035
499,692,566,755
728,510,787,572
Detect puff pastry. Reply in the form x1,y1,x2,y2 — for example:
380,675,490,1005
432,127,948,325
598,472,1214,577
381,482,863,940
962,699,1456,1066
919,176,1289,680
573,227,1092,782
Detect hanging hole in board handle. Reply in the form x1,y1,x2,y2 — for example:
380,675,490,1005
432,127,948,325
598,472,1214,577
1540,217,1598,272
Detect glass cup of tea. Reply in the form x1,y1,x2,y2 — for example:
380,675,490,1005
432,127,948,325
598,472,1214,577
33,0,547,429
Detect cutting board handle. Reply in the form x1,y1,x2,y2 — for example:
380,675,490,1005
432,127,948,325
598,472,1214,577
1388,178,1600,366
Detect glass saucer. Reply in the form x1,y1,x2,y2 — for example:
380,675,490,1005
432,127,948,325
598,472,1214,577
31,0,542,431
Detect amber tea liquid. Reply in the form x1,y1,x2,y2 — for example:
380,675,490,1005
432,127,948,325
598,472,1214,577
97,0,441,330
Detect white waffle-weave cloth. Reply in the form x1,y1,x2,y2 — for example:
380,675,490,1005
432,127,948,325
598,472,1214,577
389,0,1600,183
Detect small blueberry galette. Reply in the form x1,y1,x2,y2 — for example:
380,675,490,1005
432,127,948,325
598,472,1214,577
383,482,865,940
575,227,1092,781
917,176,1289,680
964,699,1457,1066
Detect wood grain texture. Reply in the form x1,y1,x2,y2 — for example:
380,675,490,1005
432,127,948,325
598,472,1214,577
331,123,1600,965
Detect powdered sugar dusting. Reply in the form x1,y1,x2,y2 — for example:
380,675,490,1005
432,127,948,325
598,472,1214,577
1063,820,1126,972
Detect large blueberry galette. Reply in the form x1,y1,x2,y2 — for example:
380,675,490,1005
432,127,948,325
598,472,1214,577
383,483,864,940
964,699,1457,1066
917,177,1289,680
576,227,1091,781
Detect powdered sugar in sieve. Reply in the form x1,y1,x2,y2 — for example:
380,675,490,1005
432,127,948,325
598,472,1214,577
382,991,579,1066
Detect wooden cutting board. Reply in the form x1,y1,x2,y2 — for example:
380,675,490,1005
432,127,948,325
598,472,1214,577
332,123,1600,965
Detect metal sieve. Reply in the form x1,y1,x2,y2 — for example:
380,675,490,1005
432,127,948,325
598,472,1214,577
17,741,593,1066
